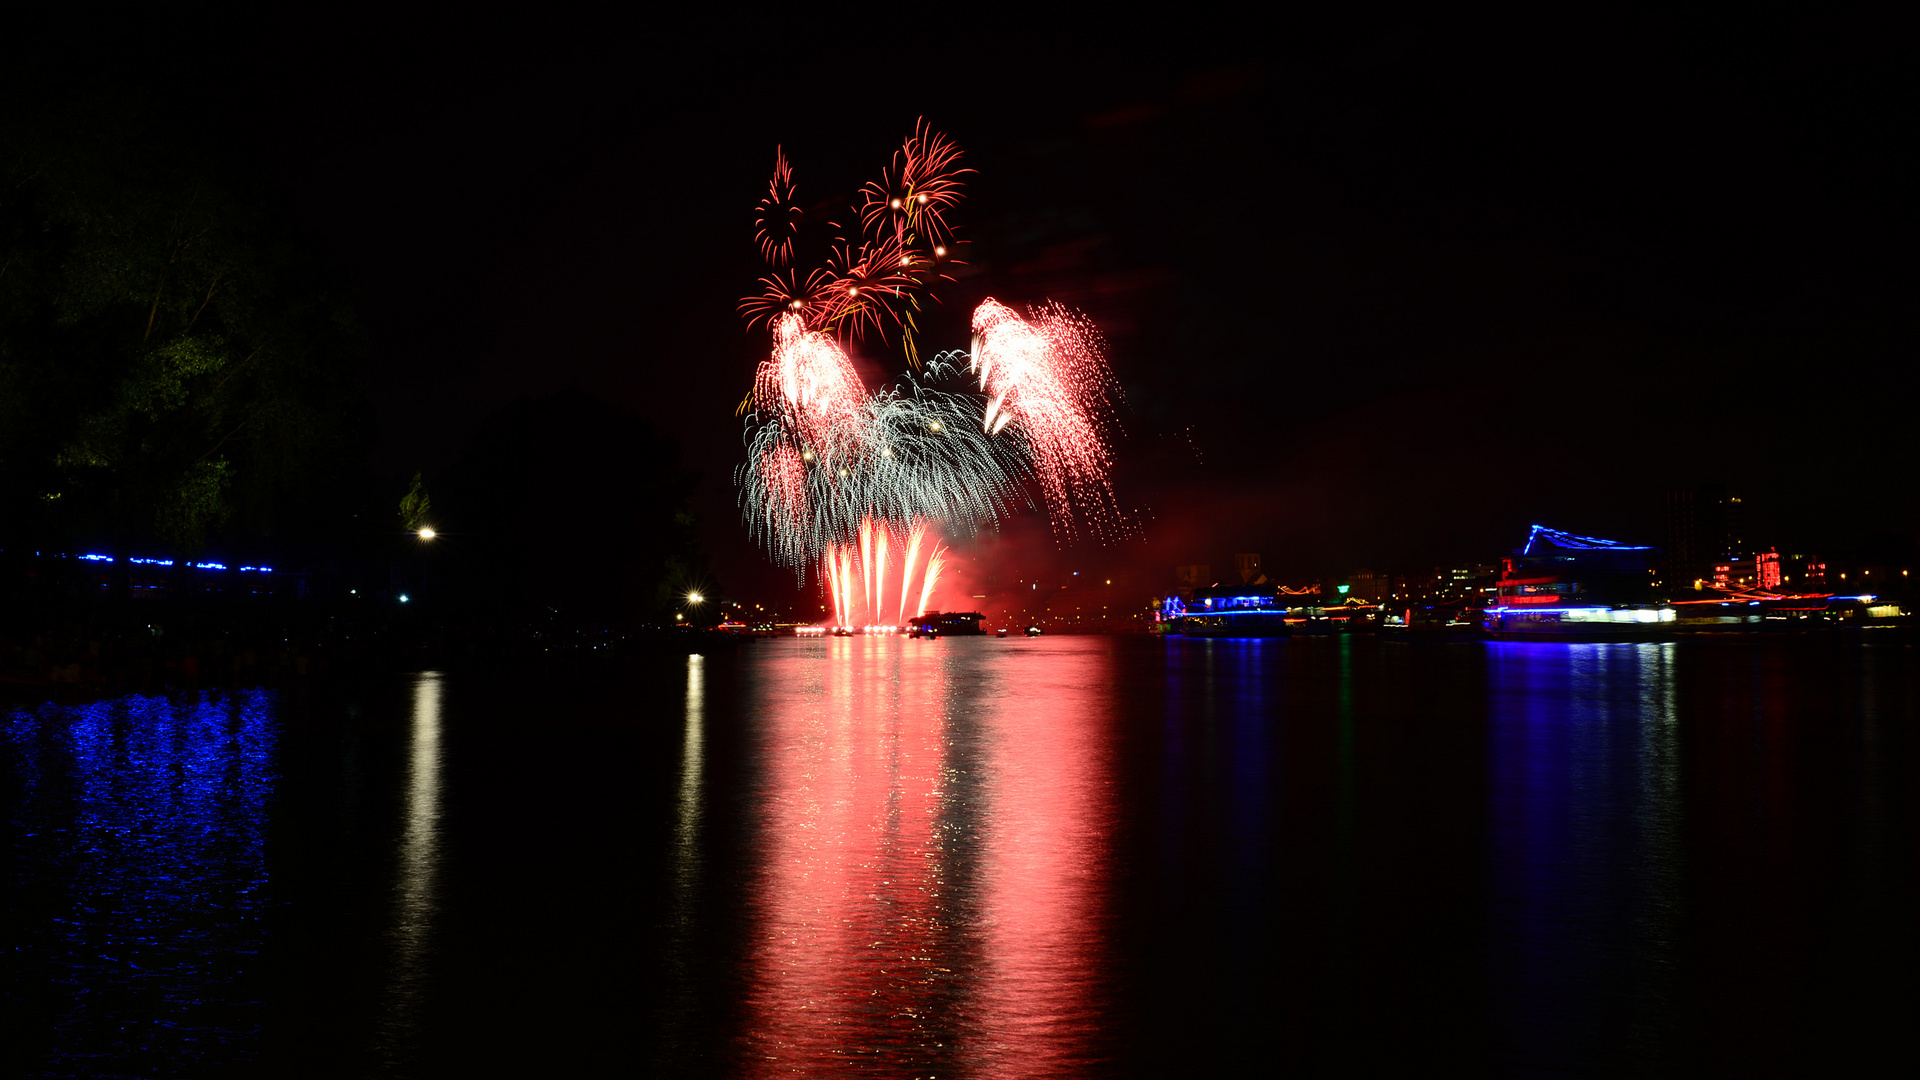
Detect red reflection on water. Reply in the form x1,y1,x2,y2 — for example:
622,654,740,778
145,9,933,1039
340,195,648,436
965,641,1115,1077
739,636,1114,1077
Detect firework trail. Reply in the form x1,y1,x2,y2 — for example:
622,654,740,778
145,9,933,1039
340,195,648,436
917,545,947,626
969,299,1122,539
897,521,928,624
817,516,947,627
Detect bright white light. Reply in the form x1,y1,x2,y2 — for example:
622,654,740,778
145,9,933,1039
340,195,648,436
399,594,410,603
688,592,705,605
418,527,436,540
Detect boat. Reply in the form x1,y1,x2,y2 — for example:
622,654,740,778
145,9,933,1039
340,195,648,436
1381,599,1483,641
1481,525,1673,640
911,611,984,636
1154,583,1291,638
1283,596,1380,635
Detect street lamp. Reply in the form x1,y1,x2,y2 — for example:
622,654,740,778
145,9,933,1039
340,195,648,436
417,527,436,540
687,592,705,606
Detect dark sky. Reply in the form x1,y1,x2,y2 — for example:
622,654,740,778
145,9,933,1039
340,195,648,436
14,15,1912,598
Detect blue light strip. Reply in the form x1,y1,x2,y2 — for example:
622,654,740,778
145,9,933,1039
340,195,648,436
59,554,271,570
1523,524,1653,555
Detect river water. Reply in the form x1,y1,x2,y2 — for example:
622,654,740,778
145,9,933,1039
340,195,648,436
4,635,1914,1076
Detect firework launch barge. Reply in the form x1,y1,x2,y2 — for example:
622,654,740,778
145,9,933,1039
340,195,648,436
1481,526,1674,640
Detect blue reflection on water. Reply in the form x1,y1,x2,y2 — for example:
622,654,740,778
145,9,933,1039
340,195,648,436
4,691,277,1077
1485,642,1681,1071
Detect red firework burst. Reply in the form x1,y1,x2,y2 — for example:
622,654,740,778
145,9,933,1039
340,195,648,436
752,312,867,448
969,298,1121,538
754,147,804,267
860,119,971,254
738,268,839,333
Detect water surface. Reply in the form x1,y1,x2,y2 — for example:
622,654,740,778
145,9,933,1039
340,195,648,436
5,636,1914,1075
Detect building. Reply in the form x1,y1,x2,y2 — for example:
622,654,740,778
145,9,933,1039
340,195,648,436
1667,484,1743,585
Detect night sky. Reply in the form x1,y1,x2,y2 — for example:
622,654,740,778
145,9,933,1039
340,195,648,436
13,16,1911,600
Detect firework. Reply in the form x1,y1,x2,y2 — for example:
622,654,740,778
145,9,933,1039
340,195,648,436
754,147,803,267
732,125,1123,619
819,516,949,627
752,312,865,449
969,299,1122,538
917,544,946,625
861,120,971,254
736,351,1031,573
738,268,838,334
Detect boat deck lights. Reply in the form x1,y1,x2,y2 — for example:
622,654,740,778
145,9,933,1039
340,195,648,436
1493,606,1676,623
1522,525,1654,555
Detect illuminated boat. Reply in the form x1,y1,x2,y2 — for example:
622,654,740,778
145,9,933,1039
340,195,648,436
1482,525,1674,640
910,611,985,635
1381,598,1482,641
1668,588,1905,634
1284,595,1382,635
1155,583,1291,638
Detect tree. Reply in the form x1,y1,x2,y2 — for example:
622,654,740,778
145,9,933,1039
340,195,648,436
0,89,370,559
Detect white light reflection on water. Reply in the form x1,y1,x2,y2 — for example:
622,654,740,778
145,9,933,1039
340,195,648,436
376,671,444,1064
737,635,1115,1077
676,653,706,877
656,652,707,1062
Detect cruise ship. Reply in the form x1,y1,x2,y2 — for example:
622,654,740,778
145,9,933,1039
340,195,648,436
1482,525,1675,640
